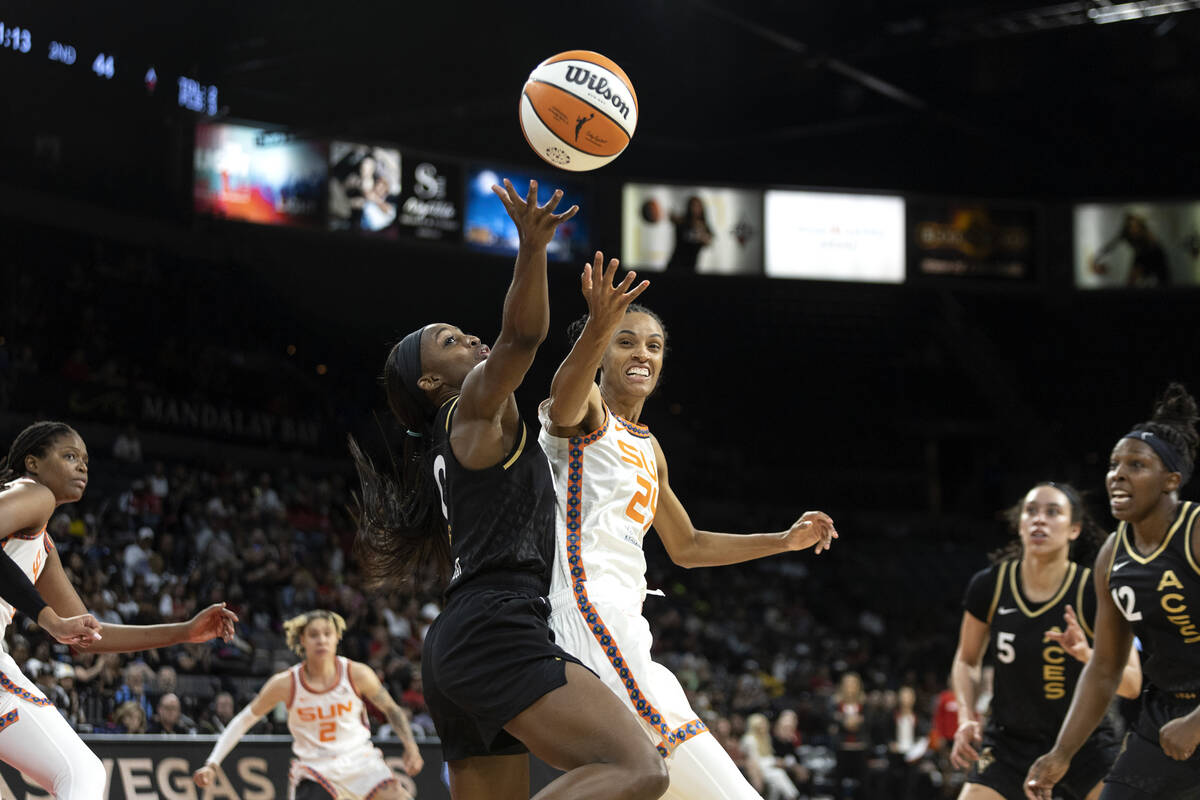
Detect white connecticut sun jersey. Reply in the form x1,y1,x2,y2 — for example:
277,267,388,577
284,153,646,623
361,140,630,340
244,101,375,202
0,486,56,717
286,656,371,762
0,529,53,641
538,401,659,612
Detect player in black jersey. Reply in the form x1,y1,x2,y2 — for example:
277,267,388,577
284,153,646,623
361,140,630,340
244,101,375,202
351,179,668,800
950,482,1141,800
1027,384,1200,800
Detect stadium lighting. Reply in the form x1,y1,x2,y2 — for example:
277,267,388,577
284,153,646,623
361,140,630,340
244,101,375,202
1088,0,1200,24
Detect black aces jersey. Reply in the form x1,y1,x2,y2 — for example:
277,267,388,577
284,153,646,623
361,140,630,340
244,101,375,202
432,396,556,595
964,559,1114,740
1107,501,1200,694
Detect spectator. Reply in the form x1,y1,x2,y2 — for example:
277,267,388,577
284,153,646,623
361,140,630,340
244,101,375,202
148,692,197,734
741,713,800,800
113,663,154,721
199,692,237,734
107,700,147,734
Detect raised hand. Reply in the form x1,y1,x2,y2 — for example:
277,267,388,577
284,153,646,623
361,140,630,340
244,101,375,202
784,511,838,554
581,251,649,330
184,602,239,643
1043,605,1090,663
491,178,579,251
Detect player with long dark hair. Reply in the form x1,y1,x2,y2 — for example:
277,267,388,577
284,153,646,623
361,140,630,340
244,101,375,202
1026,384,1200,799
351,181,668,800
537,252,837,799
950,481,1141,800
193,609,421,799
0,420,237,799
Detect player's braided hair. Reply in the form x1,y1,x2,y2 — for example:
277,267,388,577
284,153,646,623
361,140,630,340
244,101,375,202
0,421,77,489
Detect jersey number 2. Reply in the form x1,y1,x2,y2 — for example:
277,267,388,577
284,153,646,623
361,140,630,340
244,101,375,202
319,721,336,742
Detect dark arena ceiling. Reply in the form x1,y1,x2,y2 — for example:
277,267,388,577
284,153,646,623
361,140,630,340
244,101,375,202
6,0,1200,198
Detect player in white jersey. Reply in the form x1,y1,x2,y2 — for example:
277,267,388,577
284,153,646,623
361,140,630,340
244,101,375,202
194,610,422,799
538,254,838,800
0,420,238,799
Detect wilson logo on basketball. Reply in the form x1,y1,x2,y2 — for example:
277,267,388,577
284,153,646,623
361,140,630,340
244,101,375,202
563,67,631,119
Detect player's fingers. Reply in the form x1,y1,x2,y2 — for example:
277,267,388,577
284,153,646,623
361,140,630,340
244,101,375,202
553,203,579,223
616,269,638,292
540,186,563,214
525,179,540,207
626,279,651,302
581,263,593,292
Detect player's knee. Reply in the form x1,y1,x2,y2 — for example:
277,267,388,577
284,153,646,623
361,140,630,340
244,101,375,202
625,749,669,800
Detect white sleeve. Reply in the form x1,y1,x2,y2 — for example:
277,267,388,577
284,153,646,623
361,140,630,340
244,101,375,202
204,705,262,766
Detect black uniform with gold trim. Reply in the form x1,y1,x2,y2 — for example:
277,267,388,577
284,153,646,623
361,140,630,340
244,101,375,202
420,395,584,761
961,558,1120,799
1102,501,1200,799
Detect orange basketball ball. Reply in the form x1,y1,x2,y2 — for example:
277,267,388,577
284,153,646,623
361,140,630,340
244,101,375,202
520,50,638,172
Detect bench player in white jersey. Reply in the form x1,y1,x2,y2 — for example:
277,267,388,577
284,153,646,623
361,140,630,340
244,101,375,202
194,610,422,799
537,254,839,800
0,420,238,800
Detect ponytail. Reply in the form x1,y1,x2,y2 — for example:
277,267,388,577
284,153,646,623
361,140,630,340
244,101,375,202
350,335,450,588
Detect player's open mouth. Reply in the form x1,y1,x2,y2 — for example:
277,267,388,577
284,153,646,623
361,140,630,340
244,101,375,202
626,366,650,382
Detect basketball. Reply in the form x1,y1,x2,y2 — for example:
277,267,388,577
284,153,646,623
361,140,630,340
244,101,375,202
520,50,638,172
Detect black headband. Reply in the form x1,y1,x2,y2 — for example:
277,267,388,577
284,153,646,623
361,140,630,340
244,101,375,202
1122,430,1192,486
394,326,427,408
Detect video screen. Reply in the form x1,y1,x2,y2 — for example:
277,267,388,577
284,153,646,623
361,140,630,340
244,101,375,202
463,167,589,263
194,123,327,226
909,201,1036,279
1075,202,1200,288
396,157,463,243
621,184,764,274
328,142,402,235
764,190,905,283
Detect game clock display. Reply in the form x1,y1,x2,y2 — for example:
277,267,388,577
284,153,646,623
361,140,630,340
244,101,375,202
0,22,33,53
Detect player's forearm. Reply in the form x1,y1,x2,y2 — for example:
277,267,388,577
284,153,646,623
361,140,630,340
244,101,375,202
547,326,608,426
950,654,980,725
385,706,418,743
672,529,790,568
90,621,188,653
498,242,550,346
1050,659,1122,758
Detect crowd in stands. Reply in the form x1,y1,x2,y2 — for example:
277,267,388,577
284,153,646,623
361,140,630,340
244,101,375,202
1,430,994,798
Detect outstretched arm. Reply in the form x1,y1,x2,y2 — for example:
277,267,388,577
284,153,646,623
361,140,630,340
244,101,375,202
350,661,424,776
455,179,577,427
194,671,291,786
1025,536,1132,800
650,436,837,568
36,549,236,652
545,251,649,435
949,611,989,769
